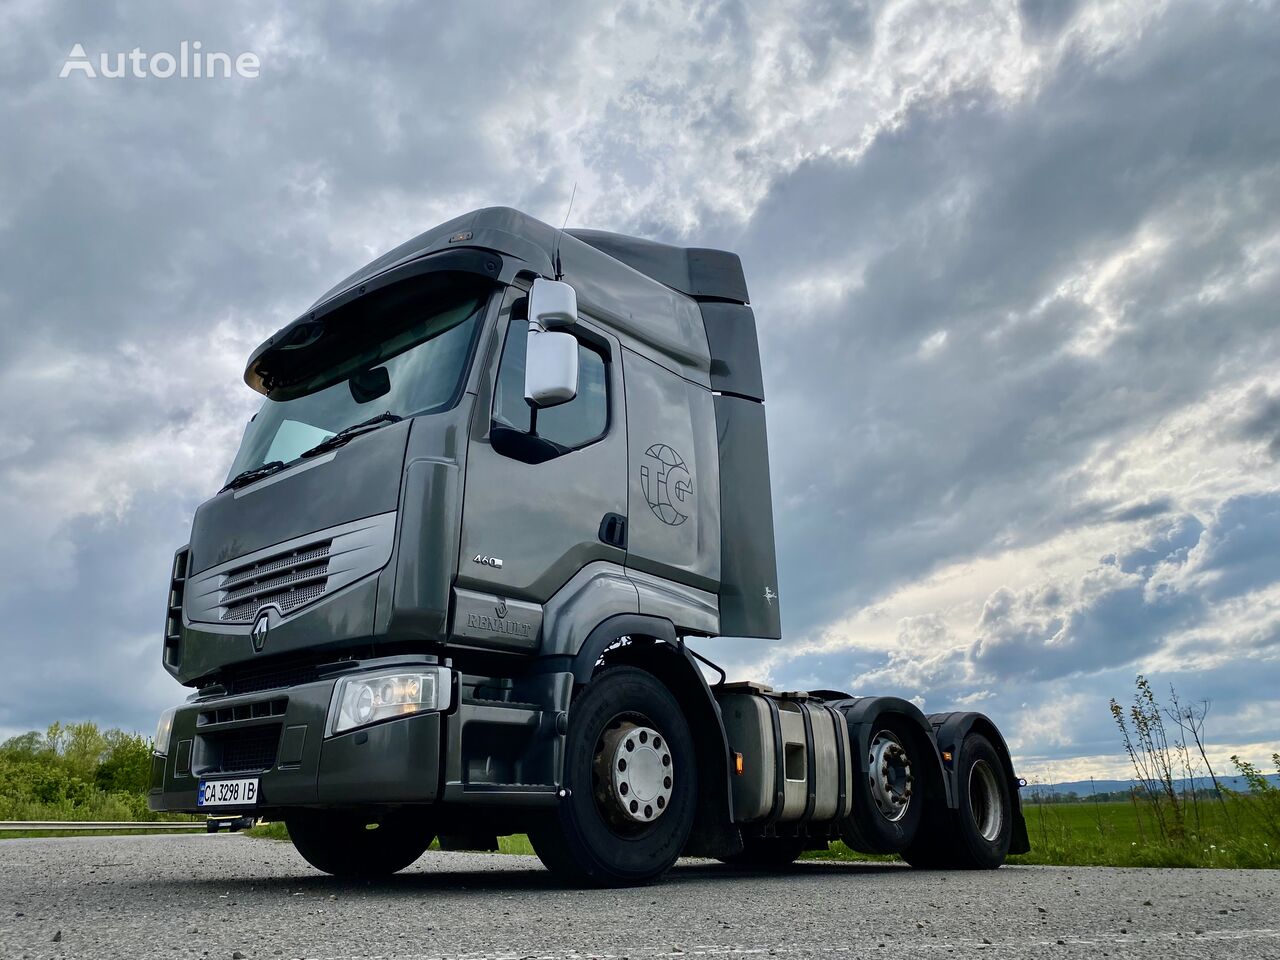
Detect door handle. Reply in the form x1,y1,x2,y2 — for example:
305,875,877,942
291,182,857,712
598,513,628,549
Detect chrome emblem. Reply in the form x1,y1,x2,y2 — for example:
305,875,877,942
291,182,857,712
251,610,270,652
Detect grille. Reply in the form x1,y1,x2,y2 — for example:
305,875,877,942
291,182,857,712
218,540,332,622
202,725,282,774
224,661,322,695
198,698,287,726
164,548,189,669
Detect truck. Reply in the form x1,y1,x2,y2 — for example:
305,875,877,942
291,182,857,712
149,206,1029,885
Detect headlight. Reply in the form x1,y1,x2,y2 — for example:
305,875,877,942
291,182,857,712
327,666,452,736
153,707,177,756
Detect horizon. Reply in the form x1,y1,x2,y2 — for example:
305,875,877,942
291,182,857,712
2,0,1279,782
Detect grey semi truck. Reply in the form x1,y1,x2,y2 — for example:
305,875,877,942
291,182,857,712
150,206,1029,884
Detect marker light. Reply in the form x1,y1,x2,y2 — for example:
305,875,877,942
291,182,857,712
328,667,452,736
734,752,745,776
153,707,177,757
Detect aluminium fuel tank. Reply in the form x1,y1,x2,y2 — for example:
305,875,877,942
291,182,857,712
716,683,853,824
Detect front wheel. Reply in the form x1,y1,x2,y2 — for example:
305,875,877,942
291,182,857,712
529,666,697,886
285,808,435,877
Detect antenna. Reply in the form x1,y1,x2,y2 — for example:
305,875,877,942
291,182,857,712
553,182,577,281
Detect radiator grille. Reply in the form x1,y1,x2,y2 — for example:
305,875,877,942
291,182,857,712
225,662,322,695
219,540,332,622
201,725,281,774
198,698,287,726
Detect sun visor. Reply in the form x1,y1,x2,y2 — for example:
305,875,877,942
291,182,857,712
244,249,501,399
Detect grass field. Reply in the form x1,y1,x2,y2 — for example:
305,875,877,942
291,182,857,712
1011,799,1279,868
247,797,1279,869
810,799,1280,868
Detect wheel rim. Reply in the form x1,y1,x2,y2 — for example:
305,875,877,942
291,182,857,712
968,759,1003,841
867,729,914,822
593,718,673,828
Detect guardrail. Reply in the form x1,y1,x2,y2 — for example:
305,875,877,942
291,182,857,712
0,820,206,832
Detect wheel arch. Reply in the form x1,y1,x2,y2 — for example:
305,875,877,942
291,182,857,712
830,696,950,811
928,711,1030,855
571,615,741,860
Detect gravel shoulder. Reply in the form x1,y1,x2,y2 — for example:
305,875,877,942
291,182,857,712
1,834,1277,959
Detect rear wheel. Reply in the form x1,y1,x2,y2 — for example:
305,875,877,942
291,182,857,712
902,733,1012,869
285,808,435,877
840,717,925,854
529,666,697,886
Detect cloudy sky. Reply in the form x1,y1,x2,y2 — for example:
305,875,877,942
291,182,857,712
1,0,1278,780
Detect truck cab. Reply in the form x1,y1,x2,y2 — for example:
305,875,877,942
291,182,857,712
151,207,1026,884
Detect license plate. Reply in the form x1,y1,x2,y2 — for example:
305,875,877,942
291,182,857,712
198,777,259,807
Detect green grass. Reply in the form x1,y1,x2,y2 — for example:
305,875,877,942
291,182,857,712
246,820,290,841
1011,799,1279,868
806,799,1280,868
2,828,204,839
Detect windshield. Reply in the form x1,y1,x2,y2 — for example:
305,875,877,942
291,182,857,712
226,286,489,481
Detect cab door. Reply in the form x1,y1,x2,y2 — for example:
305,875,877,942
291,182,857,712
457,287,627,619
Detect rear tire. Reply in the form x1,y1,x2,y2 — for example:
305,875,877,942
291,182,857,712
840,716,926,854
529,666,697,886
285,808,435,877
902,733,1012,870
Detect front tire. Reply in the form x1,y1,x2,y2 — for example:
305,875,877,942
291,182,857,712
530,666,697,886
285,808,435,877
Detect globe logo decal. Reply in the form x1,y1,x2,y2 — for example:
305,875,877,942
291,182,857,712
640,443,693,526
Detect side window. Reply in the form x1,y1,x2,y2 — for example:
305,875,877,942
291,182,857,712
492,318,608,460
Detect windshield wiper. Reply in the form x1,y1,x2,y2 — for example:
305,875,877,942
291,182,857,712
299,411,404,459
220,460,286,493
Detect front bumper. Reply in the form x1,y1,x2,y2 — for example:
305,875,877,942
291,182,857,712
149,662,446,814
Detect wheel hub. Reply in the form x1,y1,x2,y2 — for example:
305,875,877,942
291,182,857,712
968,758,1003,841
594,721,673,825
867,730,914,822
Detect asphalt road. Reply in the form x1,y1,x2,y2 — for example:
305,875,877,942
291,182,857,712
1,835,1277,960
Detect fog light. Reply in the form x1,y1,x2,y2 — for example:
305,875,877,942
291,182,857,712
327,666,452,736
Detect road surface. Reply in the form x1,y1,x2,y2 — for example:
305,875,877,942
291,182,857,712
1,834,1277,959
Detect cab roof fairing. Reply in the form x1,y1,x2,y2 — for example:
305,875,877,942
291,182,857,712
244,207,758,396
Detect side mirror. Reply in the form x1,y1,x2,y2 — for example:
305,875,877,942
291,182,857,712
528,277,578,330
524,278,580,409
525,328,578,408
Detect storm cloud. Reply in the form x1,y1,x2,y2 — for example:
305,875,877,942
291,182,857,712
1,0,1278,777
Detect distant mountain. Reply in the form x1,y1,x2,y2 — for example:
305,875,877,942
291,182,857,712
1024,774,1280,797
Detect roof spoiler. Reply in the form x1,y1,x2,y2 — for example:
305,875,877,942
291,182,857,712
566,229,749,304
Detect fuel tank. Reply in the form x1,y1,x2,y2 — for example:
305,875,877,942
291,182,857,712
717,684,854,824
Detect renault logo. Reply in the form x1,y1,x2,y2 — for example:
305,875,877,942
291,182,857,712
251,610,270,652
